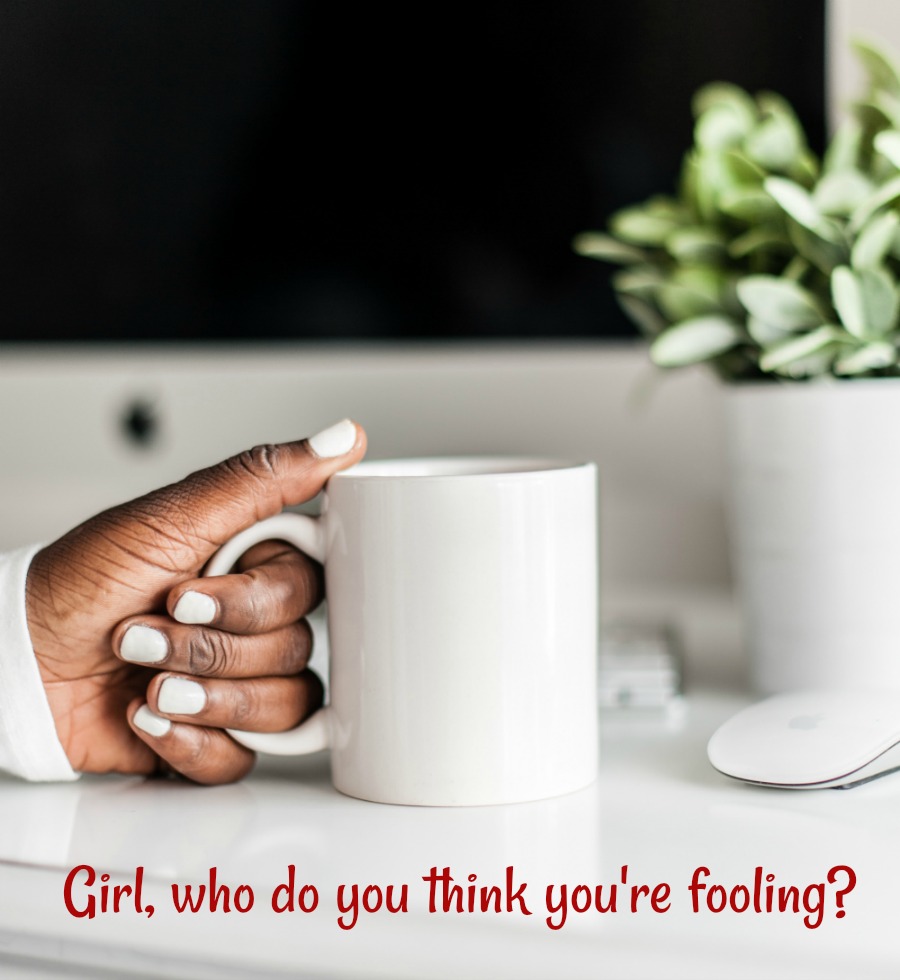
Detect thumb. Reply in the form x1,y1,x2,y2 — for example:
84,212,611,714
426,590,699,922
130,419,366,556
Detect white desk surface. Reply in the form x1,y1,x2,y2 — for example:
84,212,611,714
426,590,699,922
0,684,897,980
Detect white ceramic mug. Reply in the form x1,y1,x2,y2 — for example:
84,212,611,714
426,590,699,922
205,457,599,806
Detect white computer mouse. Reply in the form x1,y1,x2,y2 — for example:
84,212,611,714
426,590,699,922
707,690,900,789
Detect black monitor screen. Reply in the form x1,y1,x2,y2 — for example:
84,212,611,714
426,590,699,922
0,0,826,343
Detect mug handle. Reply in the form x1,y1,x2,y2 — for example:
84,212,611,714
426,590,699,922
203,513,332,756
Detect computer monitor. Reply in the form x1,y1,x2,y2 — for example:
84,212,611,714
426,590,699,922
0,0,825,344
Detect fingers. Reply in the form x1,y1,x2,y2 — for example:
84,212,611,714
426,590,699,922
115,533,325,784
106,419,363,785
115,539,321,673
147,670,324,732
113,616,314,678
167,540,324,634
127,700,255,785
133,418,367,552
127,671,324,784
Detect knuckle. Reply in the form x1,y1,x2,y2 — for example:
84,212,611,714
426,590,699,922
179,727,228,783
290,559,324,613
224,444,284,486
186,629,233,677
285,620,314,672
184,727,214,770
238,586,269,634
231,684,261,729
244,557,318,628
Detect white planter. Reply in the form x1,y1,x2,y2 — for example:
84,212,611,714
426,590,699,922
725,379,900,694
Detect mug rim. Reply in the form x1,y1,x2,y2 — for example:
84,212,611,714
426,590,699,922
331,456,594,480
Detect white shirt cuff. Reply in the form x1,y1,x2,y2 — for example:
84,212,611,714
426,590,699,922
0,544,79,781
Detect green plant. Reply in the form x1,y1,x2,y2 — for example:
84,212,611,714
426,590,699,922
574,39,900,381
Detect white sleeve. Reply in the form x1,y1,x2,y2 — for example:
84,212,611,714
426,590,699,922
0,544,79,781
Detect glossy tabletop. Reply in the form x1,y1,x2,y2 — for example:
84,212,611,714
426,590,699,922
0,687,898,979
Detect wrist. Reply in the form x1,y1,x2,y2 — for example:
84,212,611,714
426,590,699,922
0,543,79,780
24,545,60,684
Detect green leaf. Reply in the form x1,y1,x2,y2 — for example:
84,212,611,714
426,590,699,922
813,171,874,216
849,174,900,231
756,91,804,130
656,283,718,321
859,267,899,334
831,266,864,336
678,153,701,216
877,91,900,131
765,177,842,242
790,150,820,187
834,341,897,375
656,267,725,321
695,103,752,151
665,227,726,263
831,265,900,337
643,195,685,219
851,98,897,133
649,316,742,367
786,222,847,274
609,206,680,246
745,113,802,172
611,267,665,302
572,232,647,265
718,186,780,222
723,149,766,184
772,350,839,379
874,129,900,169
727,228,791,259
747,315,792,347
823,119,862,174
616,294,667,338
759,325,845,373
853,38,900,98
694,150,740,218
736,275,826,330
851,211,900,268
782,256,811,281
692,82,757,121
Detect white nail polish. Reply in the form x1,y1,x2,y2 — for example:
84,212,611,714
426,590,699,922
308,418,357,458
158,677,207,716
120,625,168,664
133,705,172,737
173,590,217,624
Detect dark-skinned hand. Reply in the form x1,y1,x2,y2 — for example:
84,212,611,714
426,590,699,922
25,420,366,784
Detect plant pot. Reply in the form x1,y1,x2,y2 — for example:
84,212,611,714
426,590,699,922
724,378,900,694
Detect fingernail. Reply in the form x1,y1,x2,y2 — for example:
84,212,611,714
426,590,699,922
158,677,207,716
120,625,168,664
173,590,216,624
308,418,357,458
133,704,172,737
